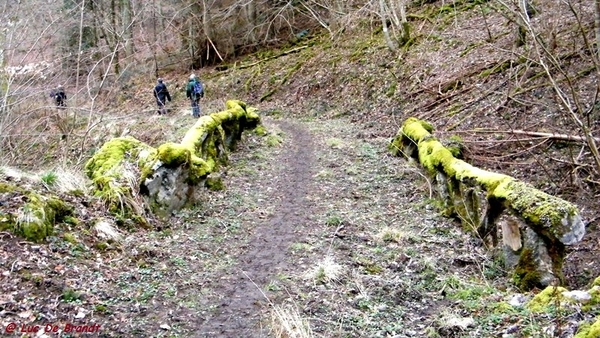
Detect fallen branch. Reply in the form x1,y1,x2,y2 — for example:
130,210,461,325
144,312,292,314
461,129,600,144
238,45,309,70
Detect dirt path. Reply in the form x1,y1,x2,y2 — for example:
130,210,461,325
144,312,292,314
198,120,317,337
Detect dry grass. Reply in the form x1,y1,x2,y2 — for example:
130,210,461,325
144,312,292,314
375,226,407,244
307,255,344,284
270,303,314,338
44,168,90,194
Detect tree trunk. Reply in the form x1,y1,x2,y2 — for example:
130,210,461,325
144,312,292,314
397,0,410,45
202,0,214,61
245,0,257,44
75,0,85,90
596,0,600,57
122,0,134,58
111,0,121,75
379,0,398,52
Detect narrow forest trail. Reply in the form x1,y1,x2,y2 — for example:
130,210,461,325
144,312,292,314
196,120,319,336
52,114,594,338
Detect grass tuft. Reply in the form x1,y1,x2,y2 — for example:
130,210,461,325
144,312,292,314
270,303,314,338
309,255,343,284
40,171,58,187
376,226,406,243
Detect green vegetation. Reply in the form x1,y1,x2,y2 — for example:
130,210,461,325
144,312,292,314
40,171,58,187
575,317,600,338
526,286,568,312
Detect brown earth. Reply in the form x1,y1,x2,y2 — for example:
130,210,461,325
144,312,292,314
196,120,317,336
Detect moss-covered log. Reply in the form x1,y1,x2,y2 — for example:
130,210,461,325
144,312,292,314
390,117,585,290
85,100,261,222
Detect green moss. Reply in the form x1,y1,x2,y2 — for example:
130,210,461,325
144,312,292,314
205,175,224,191
513,248,542,291
63,216,79,225
63,232,77,244
14,194,73,242
526,285,568,312
493,180,580,240
254,125,268,136
592,276,600,287
446,135,464,158
0,182,18,193
402,117,434,139
85,136,155,181
95,242,109,251
395,116,582,240
490,301,516,314
0,212,14,232
385,82,397,97
157,143,191,167
85,136,155,223
575,317,600,338
582,286,600,312
400,118,504,187
70,189,85,197
62,288,81,302
89,100,261,217
94,304,110,314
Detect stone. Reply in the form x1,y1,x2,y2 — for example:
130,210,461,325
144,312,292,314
562,290,592,304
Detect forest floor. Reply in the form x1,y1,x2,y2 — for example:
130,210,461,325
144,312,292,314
1,112,599,337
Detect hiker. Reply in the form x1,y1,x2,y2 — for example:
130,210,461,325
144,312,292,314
185,74,204,118
153,77,171,115
50,85,67,109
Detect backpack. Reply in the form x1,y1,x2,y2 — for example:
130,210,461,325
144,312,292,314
193,81,204,98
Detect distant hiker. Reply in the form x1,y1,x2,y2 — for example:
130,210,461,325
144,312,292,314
186,73,204,118
153,78,172,115
50,85,67,109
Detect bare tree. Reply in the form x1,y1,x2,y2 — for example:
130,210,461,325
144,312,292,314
380,0,399,51
379,0,410,51
122,0,135,58
497,0,600,175
596,0,600,57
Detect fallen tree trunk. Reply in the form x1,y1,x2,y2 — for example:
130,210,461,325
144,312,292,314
390,117,585,290
469,129,600,144
85,100,261,224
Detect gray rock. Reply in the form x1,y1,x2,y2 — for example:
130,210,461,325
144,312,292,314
561,290,592,304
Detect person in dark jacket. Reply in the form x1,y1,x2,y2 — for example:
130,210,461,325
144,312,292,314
153,78,171,115
50,85,67,109
185,74,203,118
